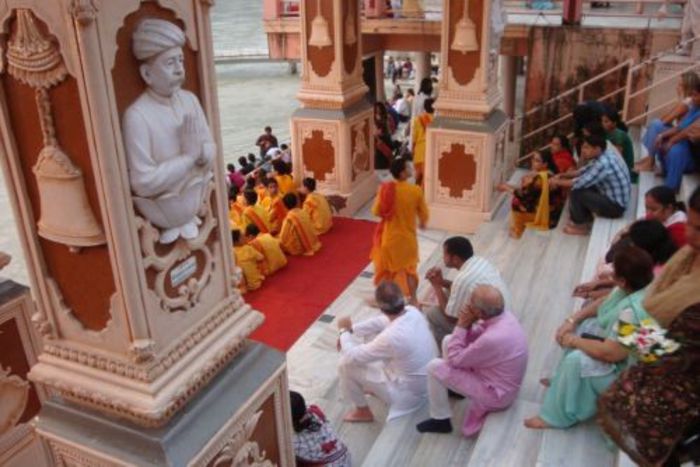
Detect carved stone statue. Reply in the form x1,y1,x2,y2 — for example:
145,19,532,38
123,19,215,244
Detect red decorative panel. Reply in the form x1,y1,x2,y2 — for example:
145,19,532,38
302,130,335,181
2,13,115,331
0,318,41,425
439,143,477,198
342,0,359,75
447,0,483,86
305,0,335,77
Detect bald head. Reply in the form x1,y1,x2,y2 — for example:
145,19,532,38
470,285,505,319
375,281,405,315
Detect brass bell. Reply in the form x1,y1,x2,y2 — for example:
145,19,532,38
33,145,106,252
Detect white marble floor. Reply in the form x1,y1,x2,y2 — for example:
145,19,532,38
285,188,622,466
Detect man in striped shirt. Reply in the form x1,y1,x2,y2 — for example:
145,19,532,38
551,133,631,236
424,237,511,345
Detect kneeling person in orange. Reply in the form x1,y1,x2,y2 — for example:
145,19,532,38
300,177,333,235
232,229,265,293
371,158,429,303
245,224,287,276
279,193,322,256
241,189,272,234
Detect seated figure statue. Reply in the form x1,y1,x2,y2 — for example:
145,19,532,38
123,18,215,244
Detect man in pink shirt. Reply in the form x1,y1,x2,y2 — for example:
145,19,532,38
416,285,528,437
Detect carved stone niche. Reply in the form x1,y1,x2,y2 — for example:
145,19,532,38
0,0,262,432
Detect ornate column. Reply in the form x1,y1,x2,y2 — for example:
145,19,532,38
0,1,293,465
291,0,376,215
413,51,432,90
424,0,512,233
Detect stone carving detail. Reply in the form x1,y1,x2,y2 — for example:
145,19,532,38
351,120,369,179
0,252,10,271
69,0,99,25
0,366,29,437
5,9,106,252
207,411,275,467
123,18,215,245
136,180,217,313
48,440,104,467
301,127,336,183
435,139,481,205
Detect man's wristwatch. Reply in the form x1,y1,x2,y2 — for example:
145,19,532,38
338,328,352,336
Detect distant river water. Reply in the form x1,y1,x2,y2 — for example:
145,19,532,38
211,0,300,164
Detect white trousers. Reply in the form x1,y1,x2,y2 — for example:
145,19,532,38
338,360,393,409
427,359,453,420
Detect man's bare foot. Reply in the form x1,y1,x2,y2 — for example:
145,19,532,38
563,225,590,236
524,416,551,429
343,407,374,423
539,378,551,387
634,156,654,173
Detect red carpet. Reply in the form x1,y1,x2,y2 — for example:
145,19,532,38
247,217,377,351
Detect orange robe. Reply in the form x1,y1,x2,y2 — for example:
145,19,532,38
276,174,296,195
241,204,272,234
250,233,288,275
229,199,244,230
255,185,270,208
370,180,429,296
268,195,288,234
303,192,333,235
279,208,321,256
233,245,264,292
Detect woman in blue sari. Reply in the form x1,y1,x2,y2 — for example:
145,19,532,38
524,246,655,429
654,81,700,191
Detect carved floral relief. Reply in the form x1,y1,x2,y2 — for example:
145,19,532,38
0,366,29,437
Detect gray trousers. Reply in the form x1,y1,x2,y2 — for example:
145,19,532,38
424,306,458,347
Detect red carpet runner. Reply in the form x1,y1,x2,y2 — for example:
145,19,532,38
247,217,377,351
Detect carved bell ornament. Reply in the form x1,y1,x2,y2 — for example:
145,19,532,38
344,1,357,46
451,0,479,53
5,9,106,252
308,0,332,48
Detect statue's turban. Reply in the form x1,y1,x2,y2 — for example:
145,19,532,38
132,19,186,61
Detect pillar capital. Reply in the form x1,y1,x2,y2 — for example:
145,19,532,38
434,0,506,120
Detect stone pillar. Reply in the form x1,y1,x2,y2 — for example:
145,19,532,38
291,0,376,216
364,0,387,18
414,51,432,90
501,54,518,141
0,1,293,465
375,51,387,102
425,0,510,233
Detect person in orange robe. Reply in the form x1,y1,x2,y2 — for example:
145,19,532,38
231,230,264,293
300,177,333,235
266,178,288,234
228,185,244,230
371,157,429,303
245,224,287,276
255,169,270,209
241,190,272,234
410,98,434,187
273,159,296,195
279,193,322,256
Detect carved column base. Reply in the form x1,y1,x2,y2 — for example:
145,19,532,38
35,343,294,467
28,303,264,428
291,101,378,216
424,111,510,233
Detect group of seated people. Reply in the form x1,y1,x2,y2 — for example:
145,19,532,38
290,184,700,467
228,158,333,293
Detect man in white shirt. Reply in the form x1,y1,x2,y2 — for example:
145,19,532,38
424,236,511,344
336,281,438,423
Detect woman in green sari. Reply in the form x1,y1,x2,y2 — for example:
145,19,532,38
524,245,655,429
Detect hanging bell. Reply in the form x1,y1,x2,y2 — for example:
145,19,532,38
309,14,332,48
451,17,479,53
33,145,106,252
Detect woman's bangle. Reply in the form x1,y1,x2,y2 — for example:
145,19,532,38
566,317,576,325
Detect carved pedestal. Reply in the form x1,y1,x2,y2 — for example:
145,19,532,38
425,113,508,233
37,344,293,467
425,0,511,232
0,281,51,467
291,0,376,215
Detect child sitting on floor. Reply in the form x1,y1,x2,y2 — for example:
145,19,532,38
280,193,321,256
300,177,333,235
266,178,288,235
231,229,264,293
290,391,351,467
245,224,287,276
228,185,244,230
